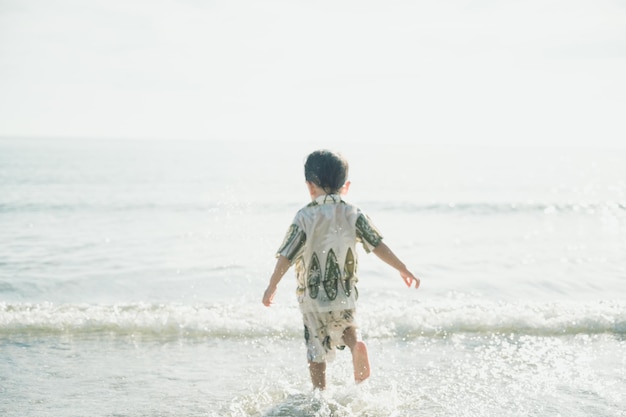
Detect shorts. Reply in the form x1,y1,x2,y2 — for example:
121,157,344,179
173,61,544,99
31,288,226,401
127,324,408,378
302,309,358,363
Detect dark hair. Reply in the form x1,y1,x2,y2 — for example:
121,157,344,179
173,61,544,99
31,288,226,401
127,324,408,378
304,150,349,194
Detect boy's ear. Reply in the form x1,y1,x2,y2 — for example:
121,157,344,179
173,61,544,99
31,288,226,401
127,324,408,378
306,181,316,195
341,181,351,195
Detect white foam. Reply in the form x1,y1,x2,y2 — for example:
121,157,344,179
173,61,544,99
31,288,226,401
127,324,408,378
1,297,623,338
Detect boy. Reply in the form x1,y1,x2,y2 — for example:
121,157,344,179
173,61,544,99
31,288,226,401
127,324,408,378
262,149,419,390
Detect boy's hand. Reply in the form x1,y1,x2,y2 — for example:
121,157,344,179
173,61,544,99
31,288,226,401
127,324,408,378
262,286,277,307
263,256,290,307
372,243,420,289
401,270,420,289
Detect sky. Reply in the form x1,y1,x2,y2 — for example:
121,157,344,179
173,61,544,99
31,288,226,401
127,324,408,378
1,0,625,147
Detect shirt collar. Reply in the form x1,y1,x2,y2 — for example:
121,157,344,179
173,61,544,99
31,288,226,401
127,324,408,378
314,194,342,205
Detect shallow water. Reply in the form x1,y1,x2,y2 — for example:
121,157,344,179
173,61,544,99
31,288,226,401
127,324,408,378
1,138,625,416
2,326,623,416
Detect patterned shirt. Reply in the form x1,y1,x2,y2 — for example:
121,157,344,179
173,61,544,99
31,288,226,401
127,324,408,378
276,194,383,313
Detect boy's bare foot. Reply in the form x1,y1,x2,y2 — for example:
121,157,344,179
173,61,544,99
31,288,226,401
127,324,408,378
352,341,370,383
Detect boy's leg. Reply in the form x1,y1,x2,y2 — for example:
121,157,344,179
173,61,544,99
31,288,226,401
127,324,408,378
343,326,370,383
308,360,326,390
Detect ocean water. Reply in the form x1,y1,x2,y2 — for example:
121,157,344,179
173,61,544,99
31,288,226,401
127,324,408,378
0,138,625,417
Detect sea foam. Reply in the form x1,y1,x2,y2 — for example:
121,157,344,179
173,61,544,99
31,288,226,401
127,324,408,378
1,298,623,338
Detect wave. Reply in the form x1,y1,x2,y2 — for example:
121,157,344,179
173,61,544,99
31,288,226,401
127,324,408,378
1,299,624,339
0,201,245,214
368,201,626,216
2,200,625,216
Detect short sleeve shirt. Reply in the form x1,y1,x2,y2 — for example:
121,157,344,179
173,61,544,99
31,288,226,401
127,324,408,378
276,194,383,313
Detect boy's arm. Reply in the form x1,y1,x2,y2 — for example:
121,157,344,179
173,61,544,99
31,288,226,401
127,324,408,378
372,242,420,289
262,255,291,306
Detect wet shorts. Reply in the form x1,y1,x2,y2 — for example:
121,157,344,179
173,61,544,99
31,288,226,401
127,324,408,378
302,309,358,363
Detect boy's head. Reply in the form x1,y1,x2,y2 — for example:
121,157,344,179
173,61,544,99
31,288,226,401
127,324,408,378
304,150,349,195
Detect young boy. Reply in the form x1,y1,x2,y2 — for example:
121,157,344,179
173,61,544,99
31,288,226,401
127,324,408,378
262,149,419,390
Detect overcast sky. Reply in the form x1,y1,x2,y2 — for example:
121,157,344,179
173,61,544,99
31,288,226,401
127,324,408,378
1,0,625,146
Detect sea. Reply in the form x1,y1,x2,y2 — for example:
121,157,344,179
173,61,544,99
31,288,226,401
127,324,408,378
1,137,624,417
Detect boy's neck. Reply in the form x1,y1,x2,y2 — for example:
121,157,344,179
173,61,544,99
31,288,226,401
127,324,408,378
308,184,329,200
307,182,329,200
307,181,350,201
